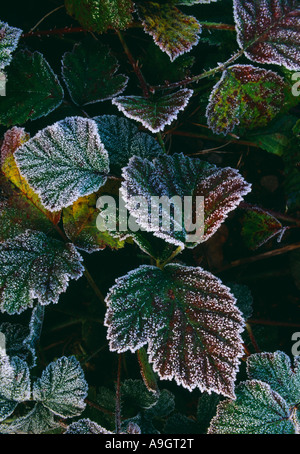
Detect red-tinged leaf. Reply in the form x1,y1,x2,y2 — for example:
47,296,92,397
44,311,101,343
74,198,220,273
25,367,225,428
234,0,300,70
112,89,193,133
206,65,286,135
105,263,245,397
136,2,201,62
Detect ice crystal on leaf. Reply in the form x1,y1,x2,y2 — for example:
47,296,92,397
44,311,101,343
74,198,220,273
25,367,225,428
0,230,84,314
121,153,251,248
65,418,113,434
0,404,60,434
14,117,110,212
105,263,245,397
136,2,201,62
206,65,286,136
33,356,88,418
112,89,193,133
234,0,300,70
61,42,128,106
0,20,22,70
0,50,64,126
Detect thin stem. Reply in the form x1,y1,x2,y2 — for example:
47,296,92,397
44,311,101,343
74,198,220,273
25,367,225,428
22,26,87,39
157,132,166,153
199,22,236,31
29,4,64,32
157,246,183,269
83,267,106,306
246,323,261,353
115,355,122,434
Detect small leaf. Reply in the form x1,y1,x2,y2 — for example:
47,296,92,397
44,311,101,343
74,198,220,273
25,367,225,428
1,403,60,434
0,50,64,126
23,305,45,368
0,230,84,314
112,89,193,133
61,41,128,106
136,2,201,62
65,418,112,434
105,263,245,397
241,207,285,250
0,20,22,70
121,379,158,412
206,65,286,136
208,380,297,434
65,0,134,33
15,117,110,212
0,322,31,362
33,356,88,418
234,0,300,70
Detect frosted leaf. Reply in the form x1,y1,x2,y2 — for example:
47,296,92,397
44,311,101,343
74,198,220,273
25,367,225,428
0,20,22,70
234,0,300,70
121,379,158,410
65,418,113,434
136,2,201,62
33,356,88,418
241,207,285,250
64,0,134,33
208,380,297,434
247,351,300,406
93,115,163,175
126,422,142,434
206,65,286,136
0,322,31,362
61,42,128,106
14,116,110,212
1,403,60,434
0,230,84,315
105,263,245,397
112,89,193,133
0,50,64,126
121,153,251,248
23,305,45,368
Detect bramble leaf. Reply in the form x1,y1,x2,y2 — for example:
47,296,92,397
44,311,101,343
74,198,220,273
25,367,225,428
206,65,286,136
0,50,64,126
136,2,201,62
0,230,84,314
0,20,22,70
121,153,251,248
105,263,245,397
65,418,112,434
112,89,193,133
33,356,88,418
0,404,60,434
61,42,128,106
234,0,300,70
14,117,110,212
241,207,285,250
64,0,134,33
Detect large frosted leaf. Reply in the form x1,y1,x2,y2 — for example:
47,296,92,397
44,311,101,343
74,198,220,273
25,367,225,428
93,115,163,175
0,403,60,434
65,0,134,33
136,2,201,62
65,419,112,434
0,50,64,126
0,230,84,314
105,263,245,397
0,21,22,70
208,380,297,434
121,153,251,248
234,0,300,70
33,356,88,418
14,117,110,212
112,89,193,133
206,65,286,136
61,42,128,106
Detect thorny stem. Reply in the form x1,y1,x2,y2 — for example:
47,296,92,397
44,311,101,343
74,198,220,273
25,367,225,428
115,354,122,434
198,22,236,31
21,26,88,39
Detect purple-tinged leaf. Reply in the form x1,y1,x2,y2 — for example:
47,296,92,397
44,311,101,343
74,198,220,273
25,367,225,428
206,65,286,136
234,0,300,70
105,263,245,397
112,89,193,133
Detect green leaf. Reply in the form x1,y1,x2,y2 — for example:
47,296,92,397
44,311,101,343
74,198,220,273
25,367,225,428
112,89,193,133
61,41,128,106
206,65,286,136
15,117,110,212
0,230,84,314
0,322,30,362
136,2,201,62
64,0,134,33
33,356,88,418
65,418,112,434
1,403,60,434
0,20,22,70
241,207,285,250
0,50,64,126
234,0,300,70
121,153,251,248
105,263,245,397
121,379,158,412
208,380,297,434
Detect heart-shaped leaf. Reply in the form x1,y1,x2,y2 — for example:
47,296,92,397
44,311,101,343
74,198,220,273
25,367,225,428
14,117,110,212
0,20,22,70
105,263,245,397
234,0,300,70
61,42,128,106
112,89,193,133
206,65,286,136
